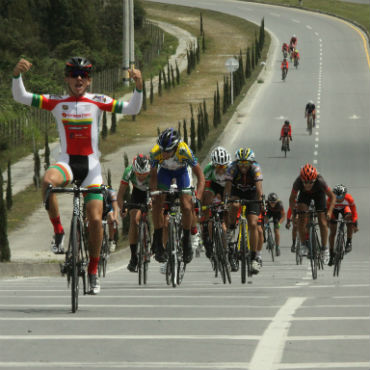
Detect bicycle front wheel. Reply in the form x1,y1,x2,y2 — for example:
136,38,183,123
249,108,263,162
309,226,318,280
267,227,275,262
240,222,247,284
168,220,178,288
70,216,80,313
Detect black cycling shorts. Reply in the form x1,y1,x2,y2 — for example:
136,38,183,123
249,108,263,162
129,187,147,209
207,181,224,197
231,187,260,215
297,191,326,211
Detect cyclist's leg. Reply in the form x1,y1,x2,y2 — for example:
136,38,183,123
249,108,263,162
201,189,214,257
314,192,328,248
344,209,353,252
296,196,309,253
127,208,141,271
273,217,281,256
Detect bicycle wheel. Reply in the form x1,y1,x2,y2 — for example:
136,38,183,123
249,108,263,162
308,115,313,135
70,216,79,313
215,229,226,284
168,220,177,288
315,230,324,271
176,227,185,286
240,222,247,284
267,227,275,262
219,227,232,284
333,230,344,277
138,221,145,285
309,226,318,280
98,227,109,278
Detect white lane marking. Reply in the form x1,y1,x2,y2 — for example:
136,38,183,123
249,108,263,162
0,295,271,299
314,151,318,156
306,25,312,30
349,114,360,119
315,137,319,142
315,32,319,36
296,282,309,286
292,19,300,23
278,362,370,369
0,334,261,340
315,144,319,148
302,304,370,308
249,297,306,370
287,335,369,340
0,362,253,369
313,160,318,164
270,12,281,17
291,316,370,321
316,125,320,128
0,304,281,308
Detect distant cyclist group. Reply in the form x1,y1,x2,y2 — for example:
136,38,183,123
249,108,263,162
281,34,300,81
12,55,359,301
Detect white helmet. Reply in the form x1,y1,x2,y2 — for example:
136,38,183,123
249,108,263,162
211,146,231,166
308,100,314,105
132,154,150,174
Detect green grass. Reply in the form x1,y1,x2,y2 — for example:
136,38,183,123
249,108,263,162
241,0,370,33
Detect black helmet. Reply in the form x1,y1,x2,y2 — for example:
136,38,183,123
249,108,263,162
268,192,278,202
157,128,180,152
333,184,347,198
65,56,92,76
284,120,290,125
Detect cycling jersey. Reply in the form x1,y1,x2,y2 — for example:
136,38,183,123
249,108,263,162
204,162,229,188
150,141,197,170
327,193,358,222
281,124,292,138
282,43,289,51
226,161,263,192
12,75,142,158
281,61,289,70
292,174,329,195
290,37,297,47
305,103,316,114
121,165,150,192
267,201,284,216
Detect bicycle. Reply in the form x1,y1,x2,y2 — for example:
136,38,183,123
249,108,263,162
123,198,152,285
282,67,287,81
298,200,324,280
294,56,299,68
202,202,231,284
281,135,289,157
98,215,110,278
264,220,275,262
45,183,107,313
307,113,314,135
228,198,262,284
332,216,351,277
151,187,194,287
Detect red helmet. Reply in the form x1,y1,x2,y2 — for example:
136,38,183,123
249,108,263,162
300,163,317,182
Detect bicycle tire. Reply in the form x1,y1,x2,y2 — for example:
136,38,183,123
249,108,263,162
333,228,345,277
138,221,145,285
99,229,109,278
71,216,79,313
267,227,275,262
295,238,302,265
219,228,232,284
168,219,177,288
308,115,313,135
241,222,247,284
314,230,324,271
214,228,226,284
309,225,318,280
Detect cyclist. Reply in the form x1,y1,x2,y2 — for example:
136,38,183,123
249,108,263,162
202,146,231,259
265,192,286,256
118,154,151,272
282,42,289,58
328,184,359,266
305,100,316,129
12,57,143,294
286,197,299,252
224,148,263,273
288,163,335,264
289,34,297,53
281,58,289,80
280,120,292,151
104,187,119,253
150,128,205,264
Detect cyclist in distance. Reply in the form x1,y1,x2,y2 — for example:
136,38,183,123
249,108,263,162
292,49,300,64
281,58,289,80
289,34,297,53
280,120,292,151
282,42,289,58
265,192,286,257
12,57,143,294
202,146,232,259
288,163,336,264
150,128,205,264
327,184,358,266
305,100,316,129
118,154,151,272
224,148,264,273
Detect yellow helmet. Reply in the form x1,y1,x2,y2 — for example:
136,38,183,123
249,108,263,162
235,148,255,162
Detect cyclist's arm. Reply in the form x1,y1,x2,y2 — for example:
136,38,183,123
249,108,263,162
149,167,158,191
289,189,298,212
192,163,205,200
256,180,263,201
347,194,358,223
112,199,119,221
325,187,336,217
117,182,129,211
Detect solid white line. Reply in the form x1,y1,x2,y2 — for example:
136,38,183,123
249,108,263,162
0,304,281,308
0,334,260,340
0,362,252,369
303,304,369,308
278,362,370,369
0,295,272,299
291,316,370,321
287,335,369,340
249,297,306,370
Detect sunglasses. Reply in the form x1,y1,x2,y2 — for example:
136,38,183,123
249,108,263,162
67,70,90,79
216,164,228,169
303,180,315,185
238,160,250,166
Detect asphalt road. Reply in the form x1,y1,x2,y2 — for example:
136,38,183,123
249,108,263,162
1,1,369,369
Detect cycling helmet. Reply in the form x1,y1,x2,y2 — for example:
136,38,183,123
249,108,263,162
65,56,92,76
284,120,290,125
292,34,296,38
132,154,150,174
211,146,231,166
268,192,278,202
235,148,255,162
157,128,180,152
300,163,317,182
308,100,314,105
333,184,347,198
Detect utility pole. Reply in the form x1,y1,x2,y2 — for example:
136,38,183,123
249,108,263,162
129,0,135,70
122,0,130,86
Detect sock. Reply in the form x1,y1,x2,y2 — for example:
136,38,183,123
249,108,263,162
88,257,100,275
347,237,352,243
50,216,64,234
183,229,190,245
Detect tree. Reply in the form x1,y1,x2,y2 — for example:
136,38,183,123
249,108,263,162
197,114,203,152
171,65,175,88
190,105,196,153
251,46,255,70
186,50,191,75
33,148,41,189
203,99,209,136
158,70,162,96
102,111,108,139
110,112,117,134
183,119,188,144
216,82,221,125
162,69,167,90
150,76,154,104
245,47,252,78
175,61,180,85
200,13,204,34
259,17,265,51
107,169,112,187
213,92,217,127
0,168,10,262
6,160,12,211
202,31,206,52
44,131,50,170
142,79,147,111
178,121,182,137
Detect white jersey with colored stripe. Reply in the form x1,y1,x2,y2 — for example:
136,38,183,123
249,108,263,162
12,75,142,159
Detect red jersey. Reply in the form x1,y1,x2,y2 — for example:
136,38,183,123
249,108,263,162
282,43,289,51
281,124,292,138
327,193,358,222
281,60,289,70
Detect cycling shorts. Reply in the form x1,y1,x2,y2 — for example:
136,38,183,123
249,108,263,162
266,212,281,228
157,166,191,190
129,187,147,209
297,191,326,212
230,188,260,215
330,208,351,224
49,154,103,202
205,181,224,197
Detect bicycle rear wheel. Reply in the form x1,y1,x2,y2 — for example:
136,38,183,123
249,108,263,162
309,226,318,280
138,221,145,285
240,223,247,284
98,227,109,278
333,231,344,277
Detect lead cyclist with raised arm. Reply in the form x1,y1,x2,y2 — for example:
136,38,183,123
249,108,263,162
12,57,143,294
